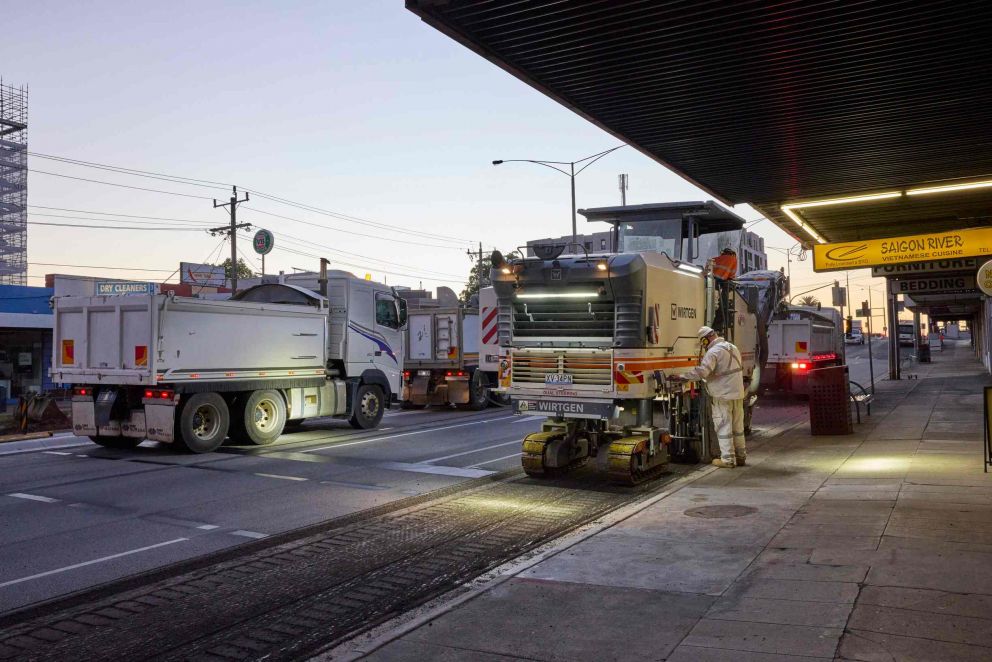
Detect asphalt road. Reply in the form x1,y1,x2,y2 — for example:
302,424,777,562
844,336,889,388
0,405,542,613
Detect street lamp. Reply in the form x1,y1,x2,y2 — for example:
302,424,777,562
492,145,625,246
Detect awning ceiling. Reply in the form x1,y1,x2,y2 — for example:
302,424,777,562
407,0,992,245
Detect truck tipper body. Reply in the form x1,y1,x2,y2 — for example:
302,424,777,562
401,304,488,408
52,273,407,452
761,306,844,394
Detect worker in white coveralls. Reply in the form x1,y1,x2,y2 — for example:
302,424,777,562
669,326,746,468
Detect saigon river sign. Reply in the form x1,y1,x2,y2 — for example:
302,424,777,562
812,226,992,272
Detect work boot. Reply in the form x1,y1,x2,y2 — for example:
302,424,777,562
736,456,747,466
711,458,735,468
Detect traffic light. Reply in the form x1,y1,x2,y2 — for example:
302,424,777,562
845,316,852,334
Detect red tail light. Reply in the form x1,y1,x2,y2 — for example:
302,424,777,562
144,390,154,398
159,390,171,399
73,387,89,397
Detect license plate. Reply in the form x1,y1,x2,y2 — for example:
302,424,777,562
417,370,431,376
544,373,573,385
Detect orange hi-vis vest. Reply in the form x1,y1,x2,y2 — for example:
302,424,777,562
712,253,738,280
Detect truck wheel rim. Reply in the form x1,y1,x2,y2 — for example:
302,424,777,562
192,404,219,439
253,399,277,432
360,391,379,418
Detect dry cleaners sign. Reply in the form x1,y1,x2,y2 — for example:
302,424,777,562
813,226,992,272
97,281,156,296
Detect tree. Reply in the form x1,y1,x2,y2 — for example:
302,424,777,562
797,295,820,308
219,257,255,280
460,249,520,303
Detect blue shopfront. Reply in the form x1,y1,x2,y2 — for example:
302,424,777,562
0,285,54,404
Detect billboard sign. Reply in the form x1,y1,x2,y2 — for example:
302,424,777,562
180,262,226,286
253,229,274,255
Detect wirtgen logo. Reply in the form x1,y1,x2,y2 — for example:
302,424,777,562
825,244,868,262
671,303,697,320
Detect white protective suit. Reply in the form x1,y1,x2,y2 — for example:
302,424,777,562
681,336,746,465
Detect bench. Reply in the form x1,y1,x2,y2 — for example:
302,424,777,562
849,380,874,424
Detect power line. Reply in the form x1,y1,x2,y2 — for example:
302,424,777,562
239,206,468,250
29,262,176,272
29,169,215,200
29,204,217,225
239,231,464,280
29,212,210,228
28,153,231,192
28,220,207,231
28,152,475,244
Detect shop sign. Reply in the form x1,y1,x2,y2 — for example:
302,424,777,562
888,274,977,295
97,282,156,296
871,258,981,277
813,226,992,272
978,261,992,297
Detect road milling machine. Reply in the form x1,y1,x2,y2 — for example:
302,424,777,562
491,202,786,485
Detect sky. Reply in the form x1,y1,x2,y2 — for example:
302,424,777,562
2,0,890,328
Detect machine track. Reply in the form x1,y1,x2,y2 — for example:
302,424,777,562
0,467,680,661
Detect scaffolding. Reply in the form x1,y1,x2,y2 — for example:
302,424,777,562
0,80,27,285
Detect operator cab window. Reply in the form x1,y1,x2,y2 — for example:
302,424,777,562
618,219,681,259
375,293,400,329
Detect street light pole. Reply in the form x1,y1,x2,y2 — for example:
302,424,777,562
492,145,625,249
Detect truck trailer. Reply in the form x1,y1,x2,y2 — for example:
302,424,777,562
52,272,407,453
761,306,845,395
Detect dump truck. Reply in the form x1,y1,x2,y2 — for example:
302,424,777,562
400,301,487,409
492,202,785,484
761,306,845,394
52,270,407,453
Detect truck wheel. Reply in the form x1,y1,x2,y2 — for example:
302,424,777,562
230,390,286,446
89,435,141,450
349,384,384,429
175,393,230,453
468,371,490,411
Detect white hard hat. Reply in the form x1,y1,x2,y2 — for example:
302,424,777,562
697,325,716,340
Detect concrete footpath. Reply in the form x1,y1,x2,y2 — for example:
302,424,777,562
349,340,992,662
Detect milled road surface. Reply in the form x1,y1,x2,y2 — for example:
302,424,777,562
0,406,540,612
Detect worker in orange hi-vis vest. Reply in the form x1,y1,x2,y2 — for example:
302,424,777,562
710,248,738,280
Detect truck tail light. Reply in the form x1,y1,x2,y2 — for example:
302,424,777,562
791,362,808,371
403,370,411,380
145,389,174,400
73,387,90,397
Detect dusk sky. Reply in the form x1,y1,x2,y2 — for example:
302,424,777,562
3,1,882,318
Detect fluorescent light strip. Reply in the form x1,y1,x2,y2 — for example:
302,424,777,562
516,292,600,299
906,180,992,196
676,262,703,273
779,207,827,244
785,191,902,209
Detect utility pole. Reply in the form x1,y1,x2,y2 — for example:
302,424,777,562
618,174,628,206
210,186,251,292
466,242,484,298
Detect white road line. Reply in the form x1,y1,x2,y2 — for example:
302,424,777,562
423,439,521,464
254,473,308,482
230,530,268,539
0,442,90,457
6,492,60,503
301,415,518,453
468,452,522,468
375,461,495,479
43,451,74,456
0,538,188,589
196,524,219,530
513,416,542,423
